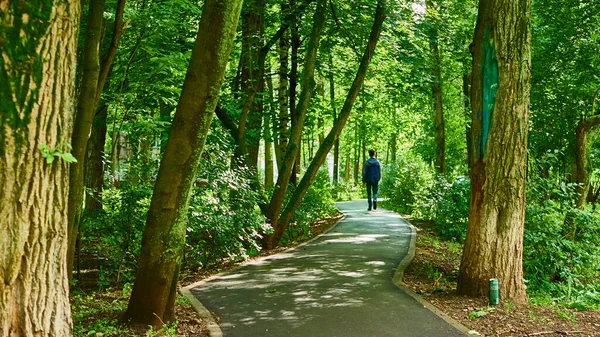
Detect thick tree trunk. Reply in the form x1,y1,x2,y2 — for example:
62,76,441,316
264,0,327,249
457,0,531,303
426,0,446,174
85,105,108,212
125,0,243,326
67,0,106,281
274,0,387,240
0,0,80,335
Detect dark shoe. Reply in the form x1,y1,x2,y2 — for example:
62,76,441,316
374,201,377,210
367,207,372,211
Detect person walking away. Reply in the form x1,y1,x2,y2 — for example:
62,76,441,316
362,149,381,211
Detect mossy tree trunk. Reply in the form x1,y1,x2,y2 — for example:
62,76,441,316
124,0,243,327
85,105,108,212
67,0,128,279
67,0,106,281
574,88,600,209
264,0,328,249
457,0,531,303
272,0,387,246
0,0,80,335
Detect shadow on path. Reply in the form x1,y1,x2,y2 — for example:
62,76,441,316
183,200,468,337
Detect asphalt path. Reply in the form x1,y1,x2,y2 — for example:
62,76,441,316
184,200,468,337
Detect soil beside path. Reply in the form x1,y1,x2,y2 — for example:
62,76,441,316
182,200,469,337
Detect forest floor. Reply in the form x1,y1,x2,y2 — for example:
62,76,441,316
403,218,600,337
72,212,343,337
73,211,600,336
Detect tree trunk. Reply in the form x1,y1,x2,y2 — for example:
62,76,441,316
277,1,291,168
274,0,386,241
0,0,80,335
329,52,339,184
241,0,266,167
574,88,600,209
67,0,106,281
344,156,351,181
85,105,108,212
125,0,243,326
463,73,473,172
264,0,327,249
289,4,300,185
457,0,531,303
426,0,446,174
265,75,276,188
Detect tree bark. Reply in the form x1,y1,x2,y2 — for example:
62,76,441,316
289,1,301,185
241,0,266,167
463,73,473,172
85,105,108,212
457,0,531,303
125,0,243,326
67,0,106,281
277,1,291,168
0,0,80,335
574,88,600,209
264,0,327,249
329,52,339,184
426,0,446,174
273,0,386,246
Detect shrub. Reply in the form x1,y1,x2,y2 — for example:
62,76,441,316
184,146,267,269
415,176,470,242
280,168,337,245
379,153,434,214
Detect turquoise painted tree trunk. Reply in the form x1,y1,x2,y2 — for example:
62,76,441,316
457,0,531,303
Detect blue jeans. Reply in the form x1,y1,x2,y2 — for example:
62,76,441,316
366,182,379,209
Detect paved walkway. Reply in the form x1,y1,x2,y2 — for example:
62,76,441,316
182,200,469,337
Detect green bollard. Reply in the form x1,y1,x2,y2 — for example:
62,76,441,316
489,278,499,305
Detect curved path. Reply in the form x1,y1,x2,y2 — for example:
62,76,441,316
182,200,469,337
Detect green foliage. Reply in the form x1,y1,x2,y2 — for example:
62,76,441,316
379,154,434,214
39,142,77,164
524,155,600,310
81,182,152,288
415,176,470,242
185,144,267,270
468,307,495,319
332,179,362,201
280,168,337,245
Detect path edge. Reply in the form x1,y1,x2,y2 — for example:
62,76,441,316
180,210,347,337
390,216,473,336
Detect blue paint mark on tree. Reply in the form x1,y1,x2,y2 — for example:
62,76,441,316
479,26,498,160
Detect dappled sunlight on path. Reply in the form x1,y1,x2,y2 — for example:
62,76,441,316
185,200,467,337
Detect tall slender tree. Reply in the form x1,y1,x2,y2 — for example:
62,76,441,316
271,0,387,247
125,0,243,326
0,0,80,335
426,0,446,174
457,0,531,302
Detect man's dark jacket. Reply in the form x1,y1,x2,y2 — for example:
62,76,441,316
362,157,381,184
